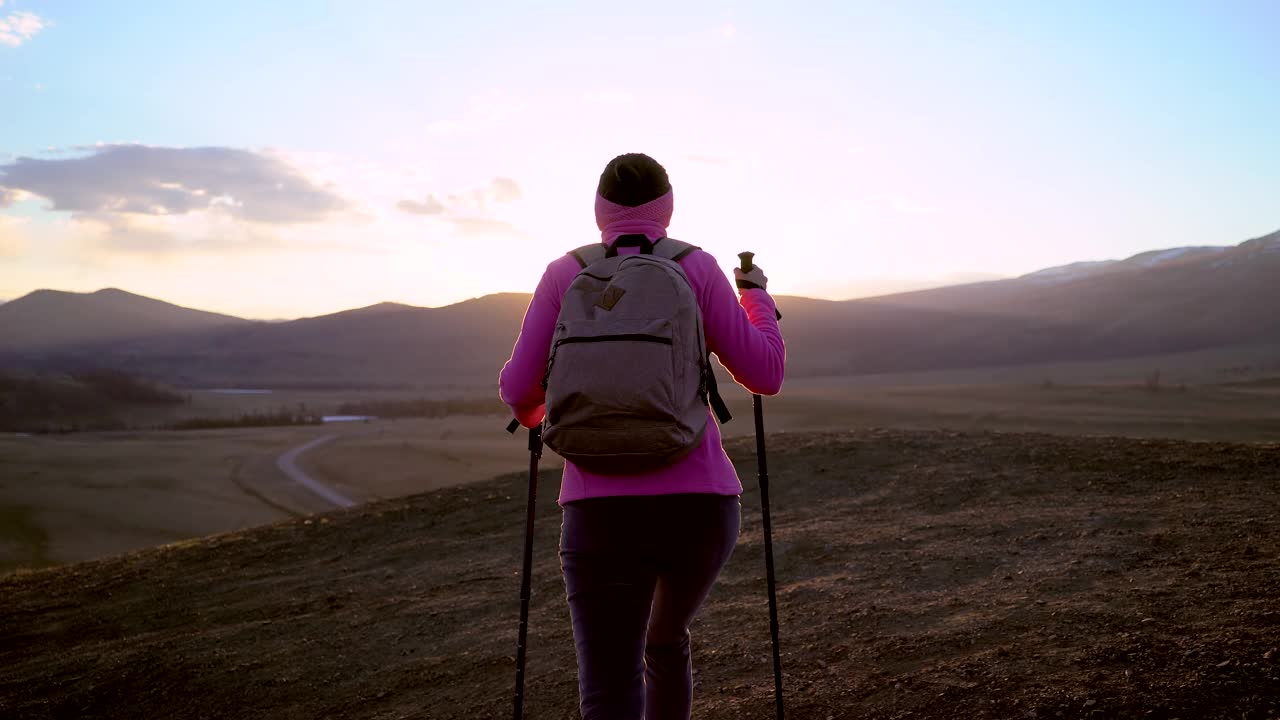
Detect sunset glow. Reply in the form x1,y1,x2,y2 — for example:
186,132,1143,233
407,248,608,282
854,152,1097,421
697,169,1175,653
2,1,1277,318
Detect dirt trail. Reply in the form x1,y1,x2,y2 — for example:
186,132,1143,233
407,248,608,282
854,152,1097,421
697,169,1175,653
274,434,355,509
1,429,1277,719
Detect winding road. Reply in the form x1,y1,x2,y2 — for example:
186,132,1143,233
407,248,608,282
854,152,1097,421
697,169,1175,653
274,434,357,509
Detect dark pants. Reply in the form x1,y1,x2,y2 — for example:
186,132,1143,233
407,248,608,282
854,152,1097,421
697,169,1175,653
559,493,741,720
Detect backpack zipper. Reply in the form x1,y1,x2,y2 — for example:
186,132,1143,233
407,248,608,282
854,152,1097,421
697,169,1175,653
555,334,673,346
542,332,673,389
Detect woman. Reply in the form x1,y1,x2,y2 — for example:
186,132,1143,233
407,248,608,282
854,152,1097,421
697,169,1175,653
499,153,785,720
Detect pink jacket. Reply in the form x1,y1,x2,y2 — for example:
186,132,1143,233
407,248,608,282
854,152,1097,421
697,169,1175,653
499,237,786,504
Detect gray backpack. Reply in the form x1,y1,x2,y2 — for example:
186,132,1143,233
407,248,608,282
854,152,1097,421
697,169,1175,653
541,235,731,474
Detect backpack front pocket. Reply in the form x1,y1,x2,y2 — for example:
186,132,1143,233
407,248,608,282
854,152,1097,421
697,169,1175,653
543,318,677,426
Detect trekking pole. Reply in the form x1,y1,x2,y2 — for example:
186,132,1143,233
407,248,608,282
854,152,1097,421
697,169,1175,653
738,252,785,720
507,418,542,720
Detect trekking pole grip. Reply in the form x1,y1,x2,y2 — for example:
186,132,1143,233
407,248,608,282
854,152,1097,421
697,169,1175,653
738,251,781,321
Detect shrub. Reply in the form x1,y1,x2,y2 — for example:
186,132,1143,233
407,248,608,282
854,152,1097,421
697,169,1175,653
334,397,506,419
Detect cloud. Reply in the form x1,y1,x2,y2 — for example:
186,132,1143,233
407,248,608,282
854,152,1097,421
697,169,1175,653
61,210,278,256
396,177,523,237
0,9,43,47
73,213,190,254
489,177,521,203
396,195,446,216
434,177,522,211
0,145,349,224
67,209,383,258
78,210,298,254
717,23,737,39
0,186,16,207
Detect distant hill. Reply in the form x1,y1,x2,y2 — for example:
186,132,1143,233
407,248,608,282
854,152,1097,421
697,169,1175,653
19,293,536,388
0,288,249,352
2,230,1277,387
858,229,1280,318
778,228,1280,375
0,368,185,433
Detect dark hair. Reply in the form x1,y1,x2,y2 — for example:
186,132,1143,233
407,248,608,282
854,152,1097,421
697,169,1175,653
597,153,671,207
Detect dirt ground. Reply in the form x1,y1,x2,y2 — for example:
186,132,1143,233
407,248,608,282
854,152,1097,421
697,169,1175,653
1,428,1276,719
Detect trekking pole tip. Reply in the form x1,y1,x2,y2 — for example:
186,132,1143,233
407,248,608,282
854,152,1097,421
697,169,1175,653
738,252,755,272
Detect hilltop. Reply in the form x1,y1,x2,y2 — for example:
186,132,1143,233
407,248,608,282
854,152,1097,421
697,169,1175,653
2,429,1276,718
0,288,249,352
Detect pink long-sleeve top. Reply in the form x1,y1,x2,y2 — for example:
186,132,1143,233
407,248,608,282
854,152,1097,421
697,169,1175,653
499,227,785,504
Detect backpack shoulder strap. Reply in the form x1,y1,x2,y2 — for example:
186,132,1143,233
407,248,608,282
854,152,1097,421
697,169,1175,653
651,237,700,263
569,243,608,269
653,237,729,424
705,358,732,425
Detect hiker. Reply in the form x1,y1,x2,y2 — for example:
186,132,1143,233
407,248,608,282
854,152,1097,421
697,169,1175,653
499,153,785,720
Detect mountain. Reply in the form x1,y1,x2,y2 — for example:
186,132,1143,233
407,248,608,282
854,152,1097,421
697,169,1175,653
855,229,1279,323
33,293,537,388
0,288,250,352
804,229,1280,370
2,229,1277,386
1019,246,1230,285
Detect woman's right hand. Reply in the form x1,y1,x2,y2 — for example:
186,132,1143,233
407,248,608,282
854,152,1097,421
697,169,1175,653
734,265,768,292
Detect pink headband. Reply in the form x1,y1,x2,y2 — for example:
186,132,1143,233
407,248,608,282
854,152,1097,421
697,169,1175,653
594,190,673,244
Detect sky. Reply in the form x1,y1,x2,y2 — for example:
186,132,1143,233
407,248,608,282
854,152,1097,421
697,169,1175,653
1,0,1277,319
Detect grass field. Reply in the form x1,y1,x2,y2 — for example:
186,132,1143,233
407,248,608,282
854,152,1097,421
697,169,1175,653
0,416,541,573
105,387,485,428
4,371,1280,575
0,427,301,572
761,378,1280,442
297,416,565,502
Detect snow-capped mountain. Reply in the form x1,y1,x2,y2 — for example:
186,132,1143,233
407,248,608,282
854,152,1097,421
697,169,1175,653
1021,246,1231,285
